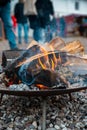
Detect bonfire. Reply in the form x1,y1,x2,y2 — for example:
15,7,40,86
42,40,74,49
1,37,87,91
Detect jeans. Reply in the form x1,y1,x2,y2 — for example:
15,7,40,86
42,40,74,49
33,25,53,44
45,25,53,42
59,24,66,37
33,27,45,44
0,2,17,49
18,23,29,44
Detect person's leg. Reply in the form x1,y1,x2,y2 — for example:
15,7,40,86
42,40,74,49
45,25,52,42
33,27,45,43
18,23,22,44
33,27,39,42
23,23,29,44
38,28,45,44
1,2,17,49
61,27,65,37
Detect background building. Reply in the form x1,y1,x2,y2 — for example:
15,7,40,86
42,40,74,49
53,0,87,17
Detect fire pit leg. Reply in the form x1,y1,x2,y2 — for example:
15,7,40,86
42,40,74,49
42,97,47,130
0,93,3,104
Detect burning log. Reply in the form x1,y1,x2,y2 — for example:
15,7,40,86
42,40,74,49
34,69,69,89
3,40,46,71
2,49,87,89
48,37,84,55
2,37,84,71
47,37,66,50
2,51,68,88
60,40,84,54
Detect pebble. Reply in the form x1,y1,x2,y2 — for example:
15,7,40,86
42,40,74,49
49,123,53,128
32,121,37,128
46,128,56,130
54,124,60,129
0,68,87,130
62,127,67,130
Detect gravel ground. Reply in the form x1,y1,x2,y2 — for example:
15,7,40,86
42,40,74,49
0,36,87,130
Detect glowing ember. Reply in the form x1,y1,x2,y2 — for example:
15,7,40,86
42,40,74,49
35,84,49,89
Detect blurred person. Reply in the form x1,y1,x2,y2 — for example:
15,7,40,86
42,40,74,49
24,0,55,43
50,16,58,38
14,0,29,44
35,0,55,43
0,0,18,49
24,0,45,43
75,16,84,36
59,16,66,37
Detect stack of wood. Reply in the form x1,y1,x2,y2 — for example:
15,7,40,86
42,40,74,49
27,37,84,55
60,40,84,55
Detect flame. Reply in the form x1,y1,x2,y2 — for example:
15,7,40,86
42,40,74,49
37,45,62,71
3,74,21,87
16,45,62,73
16,45,49,68
15,38,84,69
36,84,49,89
38,58,47,69
38,45,62,71
49,45,58,69
51,59,55,70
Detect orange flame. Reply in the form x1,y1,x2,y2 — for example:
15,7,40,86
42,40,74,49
16,44,62,71
36,84,49,89
51,59,55,70
38,46,61,71
15,40,75,89
38,58,47,69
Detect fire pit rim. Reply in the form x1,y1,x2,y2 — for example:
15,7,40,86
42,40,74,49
0,86,87,97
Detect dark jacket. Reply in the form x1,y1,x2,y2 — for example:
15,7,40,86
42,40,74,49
28,15,40,29
28,0,54,29
14,2,28,24
0,0,10,6
35,0,54,28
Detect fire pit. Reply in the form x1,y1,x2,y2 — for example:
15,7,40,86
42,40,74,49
0,37,87,130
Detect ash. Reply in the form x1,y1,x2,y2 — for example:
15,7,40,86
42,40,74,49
9,84,39,91
59,66,87,86
8,66,87,91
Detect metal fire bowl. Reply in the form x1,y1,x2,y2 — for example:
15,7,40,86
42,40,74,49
0,86,87,98
1,87,86,130
1,50,87,130
0,50,87,98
